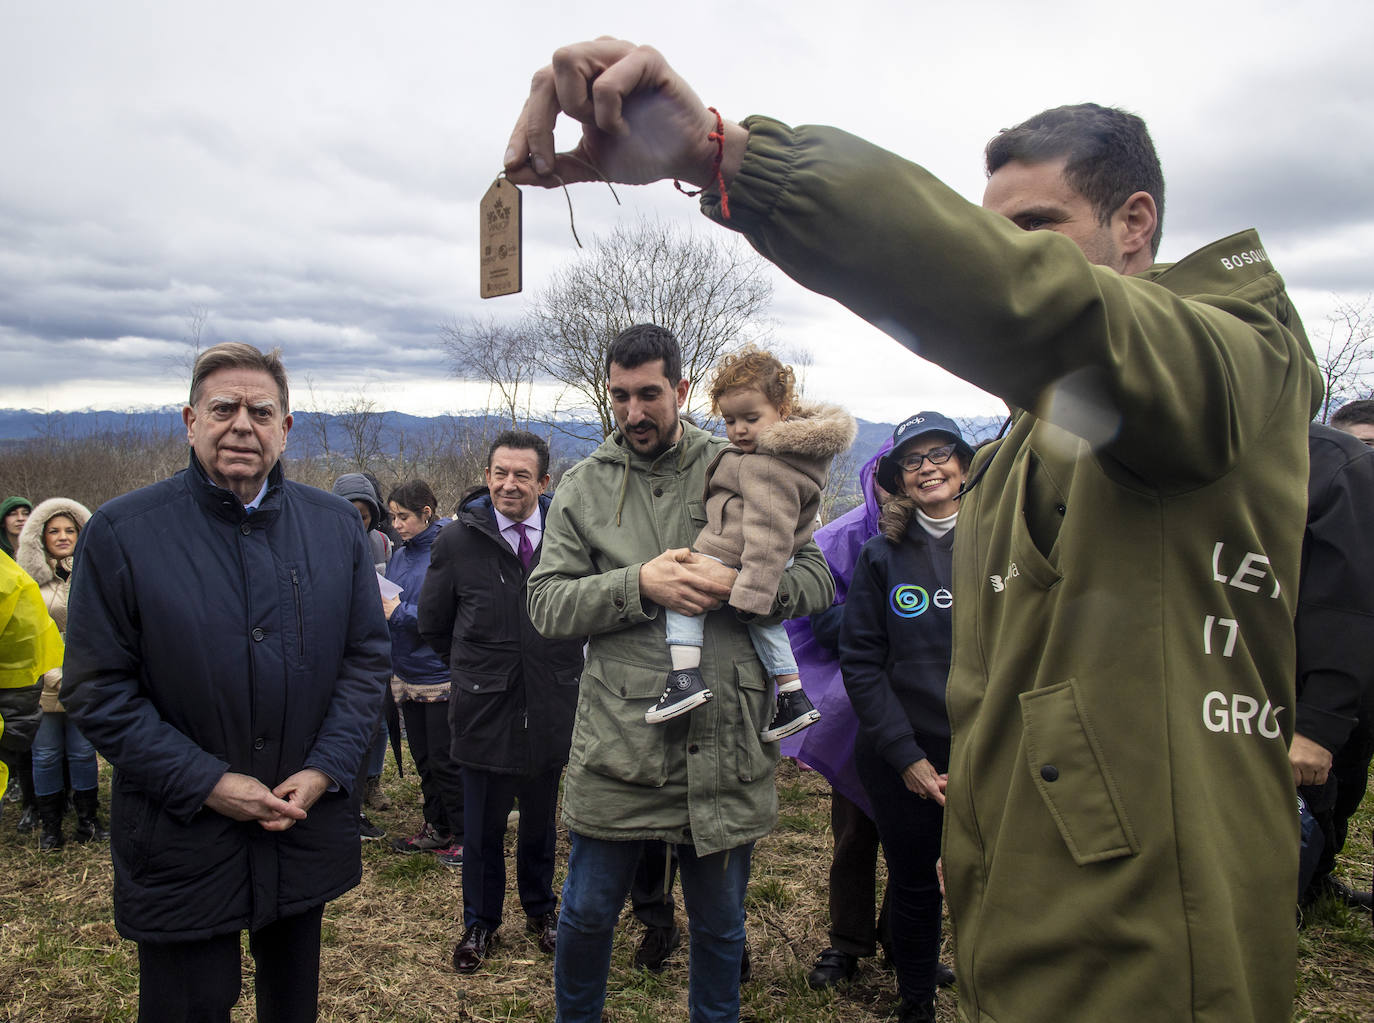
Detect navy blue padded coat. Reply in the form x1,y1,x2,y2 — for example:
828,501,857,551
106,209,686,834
61,454,391,941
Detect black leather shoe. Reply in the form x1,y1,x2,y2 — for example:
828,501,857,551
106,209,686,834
1322,877,1374,910
452,925,498,974
806,947,858,989
935,961,956,987
634,923,682,972
526,910,558,955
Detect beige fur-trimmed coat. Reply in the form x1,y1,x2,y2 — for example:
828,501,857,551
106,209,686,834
16,497,92,712
695,401,856,614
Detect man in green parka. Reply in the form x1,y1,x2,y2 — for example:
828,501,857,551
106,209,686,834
507,39,1322,1023
527,324,834,1022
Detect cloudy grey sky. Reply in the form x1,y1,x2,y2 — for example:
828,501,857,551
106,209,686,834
3,0,1371,422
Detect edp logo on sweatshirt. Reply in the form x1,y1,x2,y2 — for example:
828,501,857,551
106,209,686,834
890,584,952,618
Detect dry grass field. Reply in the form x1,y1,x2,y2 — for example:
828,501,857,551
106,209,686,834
2,757,1371,1022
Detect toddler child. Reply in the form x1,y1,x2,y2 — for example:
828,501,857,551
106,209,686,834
644,346,856,741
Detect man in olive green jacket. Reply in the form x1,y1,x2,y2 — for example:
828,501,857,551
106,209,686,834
506,40,1323,1023
527,324,833,1022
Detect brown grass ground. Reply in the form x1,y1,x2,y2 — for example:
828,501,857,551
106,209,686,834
2,757,1371,1022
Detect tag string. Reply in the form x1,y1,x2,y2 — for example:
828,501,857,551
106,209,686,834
673,107,730,219
510,156,622,249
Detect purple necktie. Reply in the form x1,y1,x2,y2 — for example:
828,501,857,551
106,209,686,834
513,521,534,571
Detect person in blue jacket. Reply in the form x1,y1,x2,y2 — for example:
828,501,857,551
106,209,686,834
60,342,390,1023
384,479,464,860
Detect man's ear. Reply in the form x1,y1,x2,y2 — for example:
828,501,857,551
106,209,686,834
1115,191,1158,270
675,378,690,408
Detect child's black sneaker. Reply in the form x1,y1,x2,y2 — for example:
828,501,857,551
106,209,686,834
645,668,713,724
760,688,821,742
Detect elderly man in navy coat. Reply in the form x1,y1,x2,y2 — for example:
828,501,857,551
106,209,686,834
62,342,390,1023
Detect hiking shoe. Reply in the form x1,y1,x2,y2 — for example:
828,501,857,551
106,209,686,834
435,842,465,867
390,822,452,854
358,814,386,841
761,687,821,742
644,669,713,724
634,923,682,972
740,938,752,984
363,776,391,811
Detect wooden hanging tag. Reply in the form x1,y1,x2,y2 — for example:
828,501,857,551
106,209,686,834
479,178,522,298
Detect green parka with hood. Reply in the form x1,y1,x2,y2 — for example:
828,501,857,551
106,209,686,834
702,118,1321,1023
527,421,834,856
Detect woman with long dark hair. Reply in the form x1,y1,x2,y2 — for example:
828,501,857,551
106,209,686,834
384,480,464,861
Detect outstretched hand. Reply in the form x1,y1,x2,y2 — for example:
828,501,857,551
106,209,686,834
503,37,746,191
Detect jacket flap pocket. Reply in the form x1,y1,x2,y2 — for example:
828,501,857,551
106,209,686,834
587,653,668,701
454,669,514,695
1019,680,1138,866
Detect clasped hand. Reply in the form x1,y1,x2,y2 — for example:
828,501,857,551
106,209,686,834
204,768,331,832
640,548,737,617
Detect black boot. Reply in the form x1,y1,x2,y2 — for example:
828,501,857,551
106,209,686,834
15,753,37,833
72,788,109,842
37,792,65,851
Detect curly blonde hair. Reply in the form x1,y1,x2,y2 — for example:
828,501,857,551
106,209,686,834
708,346,797,418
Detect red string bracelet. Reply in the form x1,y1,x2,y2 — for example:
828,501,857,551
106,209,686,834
674,106,730,219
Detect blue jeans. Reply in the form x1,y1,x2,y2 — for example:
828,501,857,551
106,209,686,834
33,711,98,797
664,612,797,678
365,717,388,779
555,833,753,1023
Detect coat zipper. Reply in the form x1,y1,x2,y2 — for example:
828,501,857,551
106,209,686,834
290,568,304,655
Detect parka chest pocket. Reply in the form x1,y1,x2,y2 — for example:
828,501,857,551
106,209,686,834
1019,680,1138,865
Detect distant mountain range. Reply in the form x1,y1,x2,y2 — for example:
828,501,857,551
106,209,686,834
0,407,1005,463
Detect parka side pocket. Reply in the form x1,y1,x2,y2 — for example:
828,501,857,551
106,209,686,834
574,657,670,788
1019,680,1139,865
733,658,778,783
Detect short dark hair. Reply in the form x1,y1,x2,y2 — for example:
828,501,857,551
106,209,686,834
387,480,438,518
986,103,1165,258
189,342,291,413
1332,399,1374,428
604,323,683,385
487,429,550,478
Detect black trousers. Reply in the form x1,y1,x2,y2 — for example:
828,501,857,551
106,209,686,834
1301,717,1374,889
401,699,464,840
827,788,891,957
462,763,562,930
632,840,679,929
855,739,945,1006
136,904,325,1023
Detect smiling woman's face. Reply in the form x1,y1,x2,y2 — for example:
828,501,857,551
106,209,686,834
897,435,967,519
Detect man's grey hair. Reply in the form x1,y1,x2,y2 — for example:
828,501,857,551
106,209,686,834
188,343,290,413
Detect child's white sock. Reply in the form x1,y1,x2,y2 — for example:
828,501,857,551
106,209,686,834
671,645,701,671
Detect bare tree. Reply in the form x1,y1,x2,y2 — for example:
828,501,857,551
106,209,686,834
335,392,386,472
170,304,213,378
438,316,539,428
525,216,774,437
1313,295,1374,423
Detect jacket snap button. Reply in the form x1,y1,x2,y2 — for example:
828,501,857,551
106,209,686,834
1055,504,1066,515
653,487,663,497
1040,765,1059,782
254,737,265,750
251,628,264,642
240,523,252,535
688,744,699,754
